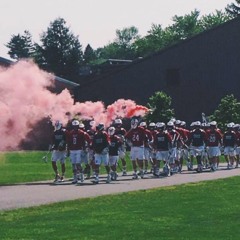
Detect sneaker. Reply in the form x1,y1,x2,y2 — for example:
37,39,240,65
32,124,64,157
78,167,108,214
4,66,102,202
211,164,216,172
53,174,60,183
72,175,78,184
106,174,111,183
79,173,84,183
132,173,138,179
94,176,99,184
60,175,65,182
144,169,148,174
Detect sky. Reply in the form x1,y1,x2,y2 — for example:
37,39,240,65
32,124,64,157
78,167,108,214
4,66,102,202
0,0,232,59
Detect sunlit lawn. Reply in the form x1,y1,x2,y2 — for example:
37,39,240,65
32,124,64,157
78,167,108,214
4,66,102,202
0,176,240,240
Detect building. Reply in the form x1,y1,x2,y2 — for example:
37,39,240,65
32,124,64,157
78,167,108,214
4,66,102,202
0,57,79,93
0,56,79,150
76,17,240,123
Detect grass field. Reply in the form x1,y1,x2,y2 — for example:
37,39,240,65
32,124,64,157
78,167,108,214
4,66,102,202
0,151,133,185
1,176,240,240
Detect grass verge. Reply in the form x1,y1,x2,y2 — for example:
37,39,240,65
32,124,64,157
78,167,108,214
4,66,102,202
0,176,239,239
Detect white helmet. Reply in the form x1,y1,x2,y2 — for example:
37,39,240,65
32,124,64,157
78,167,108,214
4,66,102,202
180,121,186,127
149,122,156,127
139,121,147,127
175,120,181,125
167,121,174,127
227,123,234,128
210,121,217,126
156,122,165,129
108,126,115,136
55,120,62,130
131,118,139,129
89,120,95,127
195,121,201,127
72,120,80,126
114,119,122,125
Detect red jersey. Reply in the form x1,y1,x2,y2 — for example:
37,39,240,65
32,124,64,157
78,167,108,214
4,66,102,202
143,128,153,147
66,129,89,150
206,129,222,147
125,127,147,147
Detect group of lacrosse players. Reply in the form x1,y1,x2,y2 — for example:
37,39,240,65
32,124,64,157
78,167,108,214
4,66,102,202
49,116,240,184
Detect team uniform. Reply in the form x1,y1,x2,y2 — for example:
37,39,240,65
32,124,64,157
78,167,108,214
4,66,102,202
51,123,67,182
66,121,90,184
153,127,172,176
114,123,127,175
125,119,148,178
205,127,222,171
108,129,122,180
223,127,237,168
92,124,111,183
188,125,207,172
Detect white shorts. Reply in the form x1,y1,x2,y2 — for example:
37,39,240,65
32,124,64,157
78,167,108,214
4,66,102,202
144,147,151,161
190,146,204,157
130,146,144,161
156,151,169,161
235,147,240,155
94,153,109,166
224,147,236,156
207,147,221,158
118,149,126,159
169,147,178,163
81,150,89,164
179,148,189,160
70,150,82,164
109,156,119,166
51,150,66,164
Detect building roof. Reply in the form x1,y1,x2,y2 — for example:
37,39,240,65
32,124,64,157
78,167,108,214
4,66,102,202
0,57,79,88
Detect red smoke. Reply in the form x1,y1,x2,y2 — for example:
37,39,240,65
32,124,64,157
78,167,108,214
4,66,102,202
0,60,149,150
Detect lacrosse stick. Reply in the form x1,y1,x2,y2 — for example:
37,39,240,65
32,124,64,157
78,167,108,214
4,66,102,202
42,145,52,163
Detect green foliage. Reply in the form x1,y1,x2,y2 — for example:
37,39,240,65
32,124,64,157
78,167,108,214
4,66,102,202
145,91,175,123
35,17,83,79
210,94,240,130
199,10,231,30
226,0,240,18
1,176,240,239
134,10,231,58
83,44,97,64
6,30,35,59
97,26,140,60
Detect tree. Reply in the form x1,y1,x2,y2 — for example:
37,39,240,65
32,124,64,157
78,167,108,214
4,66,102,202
199,10,231,31
210,94,240,130
145,91,175,123
97,26,140,60
83,44,97,64
168,10,201,41
226,0,240,18
6,30,34,59
35,17,83,79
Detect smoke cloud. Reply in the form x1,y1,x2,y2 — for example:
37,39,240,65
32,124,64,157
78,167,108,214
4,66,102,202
0,60,149,150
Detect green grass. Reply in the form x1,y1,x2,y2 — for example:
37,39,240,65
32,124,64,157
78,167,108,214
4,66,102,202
0,151,133,185
0,176,240,240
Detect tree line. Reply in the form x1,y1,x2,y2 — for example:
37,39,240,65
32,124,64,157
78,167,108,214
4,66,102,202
146,91,240,131
5,1,240,81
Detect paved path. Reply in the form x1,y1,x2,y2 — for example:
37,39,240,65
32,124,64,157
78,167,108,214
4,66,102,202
0,164,239,211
